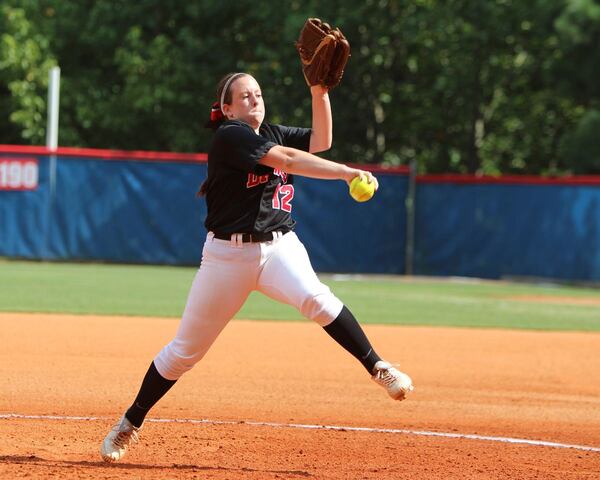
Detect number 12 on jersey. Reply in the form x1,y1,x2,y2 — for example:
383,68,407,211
272,184,294,212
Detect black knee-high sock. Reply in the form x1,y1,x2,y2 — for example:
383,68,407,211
125,362,177,428
323,305,381,374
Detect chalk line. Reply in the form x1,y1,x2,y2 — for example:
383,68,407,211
1,413,599,453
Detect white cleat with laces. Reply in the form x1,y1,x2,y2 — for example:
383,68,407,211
100,415,141,462
371,360,414,401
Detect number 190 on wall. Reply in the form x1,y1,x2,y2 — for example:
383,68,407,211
0,158,39,191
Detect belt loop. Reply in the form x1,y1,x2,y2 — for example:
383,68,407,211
207,231,215,242
235,233,243,248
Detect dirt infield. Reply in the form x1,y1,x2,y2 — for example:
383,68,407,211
1,313,599,479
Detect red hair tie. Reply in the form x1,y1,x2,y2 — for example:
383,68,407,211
210,101,224,122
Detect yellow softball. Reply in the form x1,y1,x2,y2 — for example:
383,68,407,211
349,176,375,202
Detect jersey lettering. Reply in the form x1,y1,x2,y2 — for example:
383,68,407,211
273,168,288,183
272,184,294,212
246,173,269,188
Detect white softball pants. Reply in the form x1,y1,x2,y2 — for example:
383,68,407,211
154,231,344,380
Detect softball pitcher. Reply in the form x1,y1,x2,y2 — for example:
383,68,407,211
100,72,413,462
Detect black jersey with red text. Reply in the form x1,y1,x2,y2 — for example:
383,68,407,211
204,120,311,235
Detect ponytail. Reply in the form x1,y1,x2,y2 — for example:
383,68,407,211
204,102,225,131
196,179,209,197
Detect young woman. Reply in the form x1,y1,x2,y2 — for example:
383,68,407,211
100,72,413,462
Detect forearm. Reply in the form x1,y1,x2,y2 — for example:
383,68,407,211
309,85,332,153
260,145,354,182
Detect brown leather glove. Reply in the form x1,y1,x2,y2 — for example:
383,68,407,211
295,18,351,89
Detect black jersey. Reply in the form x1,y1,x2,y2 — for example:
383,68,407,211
204,120,311,235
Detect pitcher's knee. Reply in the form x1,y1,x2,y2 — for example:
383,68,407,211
301,292,344,326
153,342,205,381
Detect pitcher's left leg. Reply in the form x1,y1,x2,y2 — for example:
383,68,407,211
258,232,379,372
257,232,413,400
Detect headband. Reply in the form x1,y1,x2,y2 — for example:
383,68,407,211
219,72,246,112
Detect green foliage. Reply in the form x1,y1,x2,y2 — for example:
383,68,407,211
0,4,57,143
0,0,599,174
555,0,600,101
552,0,600,173
559,109,600,173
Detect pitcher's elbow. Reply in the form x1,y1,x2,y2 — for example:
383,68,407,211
310,139,332,154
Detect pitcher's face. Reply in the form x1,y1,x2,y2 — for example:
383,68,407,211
222,75,265,130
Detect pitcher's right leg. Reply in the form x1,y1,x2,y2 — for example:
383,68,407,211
101,236,259,462
154,246,255,380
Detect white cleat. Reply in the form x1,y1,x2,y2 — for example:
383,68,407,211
100,415,141,462
371,360,414,401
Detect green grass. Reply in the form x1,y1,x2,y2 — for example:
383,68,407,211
1,259,600,331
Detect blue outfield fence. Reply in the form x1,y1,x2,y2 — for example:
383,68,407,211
293,173,408,274
0,146,408,273
1,149,208,265
414,175,600,282
2,146,600,281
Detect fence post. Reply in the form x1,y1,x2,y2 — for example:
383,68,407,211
43,66,61,258
405,158,417,275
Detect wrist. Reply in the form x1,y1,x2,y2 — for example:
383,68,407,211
341,166,357,183
310,85,329,97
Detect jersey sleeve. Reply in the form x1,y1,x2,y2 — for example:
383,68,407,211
272,124,312,152
213,121,277,173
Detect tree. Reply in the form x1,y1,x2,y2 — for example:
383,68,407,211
559,109,600,173
0,0,597,175
0,4,56,144
554,0,600,173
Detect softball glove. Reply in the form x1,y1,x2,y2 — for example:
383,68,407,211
295,18,350,89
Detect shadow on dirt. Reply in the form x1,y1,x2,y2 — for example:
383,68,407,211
0,455,312,477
